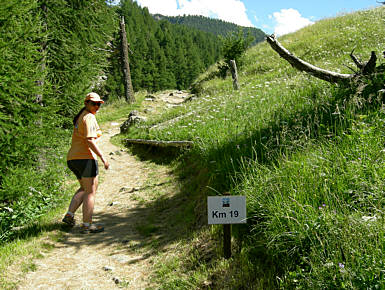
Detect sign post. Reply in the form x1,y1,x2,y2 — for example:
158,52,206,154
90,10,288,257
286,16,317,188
207,196,246,259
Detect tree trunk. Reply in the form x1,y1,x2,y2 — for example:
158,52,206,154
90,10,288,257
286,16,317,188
266,34,354,84
120,16,135,103
230,60,239,90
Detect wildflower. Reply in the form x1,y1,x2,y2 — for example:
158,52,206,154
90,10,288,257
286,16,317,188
339,263,344,269
4,207,13,213
362,216,377,222
318,203,326,210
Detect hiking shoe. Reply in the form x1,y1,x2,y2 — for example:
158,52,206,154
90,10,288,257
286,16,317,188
80,223,104,234
62,213,75,227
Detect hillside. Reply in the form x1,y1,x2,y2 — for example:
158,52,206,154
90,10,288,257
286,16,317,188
2,2,385,289
153,14,266,46
122,6,385,288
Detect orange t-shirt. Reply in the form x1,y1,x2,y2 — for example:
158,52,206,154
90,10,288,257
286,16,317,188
67,110,102,160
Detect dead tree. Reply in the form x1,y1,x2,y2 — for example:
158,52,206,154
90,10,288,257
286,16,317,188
120,16,135,103
230,60,240,90
265,34,378,84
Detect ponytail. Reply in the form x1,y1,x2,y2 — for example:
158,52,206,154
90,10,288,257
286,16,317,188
73,107,86,126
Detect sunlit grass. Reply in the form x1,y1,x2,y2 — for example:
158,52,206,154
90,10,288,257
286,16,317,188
126,6,385,288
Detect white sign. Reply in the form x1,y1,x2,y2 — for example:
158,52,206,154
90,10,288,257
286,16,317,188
207,196,246,224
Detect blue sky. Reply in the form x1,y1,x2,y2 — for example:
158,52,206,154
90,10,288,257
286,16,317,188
132,0,380,36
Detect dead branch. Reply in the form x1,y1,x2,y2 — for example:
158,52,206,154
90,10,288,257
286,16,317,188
362,51,377,74
266,34,353,83
350,49,364,70
124,138,193,148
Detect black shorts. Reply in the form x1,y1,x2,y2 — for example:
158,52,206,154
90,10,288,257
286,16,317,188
67,159,98,179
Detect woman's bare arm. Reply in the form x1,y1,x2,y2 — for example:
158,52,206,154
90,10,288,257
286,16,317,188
87,138,109,169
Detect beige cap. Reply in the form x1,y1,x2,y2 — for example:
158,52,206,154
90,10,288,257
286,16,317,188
85,92,104,103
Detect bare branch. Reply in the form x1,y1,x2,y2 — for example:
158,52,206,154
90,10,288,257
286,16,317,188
362,51,377,74
266,34,353,83
350,49,364,69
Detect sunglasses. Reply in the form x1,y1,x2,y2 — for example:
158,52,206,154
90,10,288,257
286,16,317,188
89,101,102,107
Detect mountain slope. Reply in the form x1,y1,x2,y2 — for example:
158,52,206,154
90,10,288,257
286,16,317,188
124,6,385,288
105,1,223,99
153,14,266,46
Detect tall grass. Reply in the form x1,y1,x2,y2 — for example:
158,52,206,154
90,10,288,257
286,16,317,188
123,6,385,287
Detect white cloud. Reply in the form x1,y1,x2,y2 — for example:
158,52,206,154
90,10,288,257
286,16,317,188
136,0,178,15
136,0,254,27
271,8,314,36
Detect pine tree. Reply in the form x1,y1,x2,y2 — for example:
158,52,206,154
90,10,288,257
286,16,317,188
0,0,47,179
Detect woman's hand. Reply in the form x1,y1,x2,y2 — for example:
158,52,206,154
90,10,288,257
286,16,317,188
101,157,110,170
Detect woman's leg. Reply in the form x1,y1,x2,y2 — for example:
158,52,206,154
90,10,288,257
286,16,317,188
80,176,98,224
67,183,85,214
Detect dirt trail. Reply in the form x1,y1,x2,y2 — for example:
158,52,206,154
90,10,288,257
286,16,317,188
16,122,173,289
12,91,192,289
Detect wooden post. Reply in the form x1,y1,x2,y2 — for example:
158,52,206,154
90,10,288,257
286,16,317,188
120,16,135,103
224,224,231,259
230,60,239,90
222,193,232,259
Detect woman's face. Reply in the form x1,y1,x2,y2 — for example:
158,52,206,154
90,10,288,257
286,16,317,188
85,101,102,114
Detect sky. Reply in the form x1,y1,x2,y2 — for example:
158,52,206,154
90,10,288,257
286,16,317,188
129,0,380,36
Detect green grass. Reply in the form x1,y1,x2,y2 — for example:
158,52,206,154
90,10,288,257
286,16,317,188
96,92,147,124
2,6,385,289
122,6,385,288
0,204,70,288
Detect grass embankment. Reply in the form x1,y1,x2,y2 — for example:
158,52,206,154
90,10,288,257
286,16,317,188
122,6,385,288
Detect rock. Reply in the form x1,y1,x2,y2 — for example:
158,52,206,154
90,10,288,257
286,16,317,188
120,111,147,134
111,254,131,264
183,95,196,102
109,201,120,206
119,187,139,193
145,94,156,101
103,266,114,271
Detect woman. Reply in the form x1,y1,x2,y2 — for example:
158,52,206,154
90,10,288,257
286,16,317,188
62,92,109,234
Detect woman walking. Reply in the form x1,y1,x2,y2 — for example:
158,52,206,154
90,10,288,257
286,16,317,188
62,92,109,233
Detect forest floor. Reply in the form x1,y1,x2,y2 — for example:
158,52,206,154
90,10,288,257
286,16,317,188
8,91,195,289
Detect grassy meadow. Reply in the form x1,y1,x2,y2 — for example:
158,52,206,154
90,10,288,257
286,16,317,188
122,6,385,288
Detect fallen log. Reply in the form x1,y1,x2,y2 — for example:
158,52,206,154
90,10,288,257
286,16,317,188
124,138,193,148
265,34,378,84
149,111,194,131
